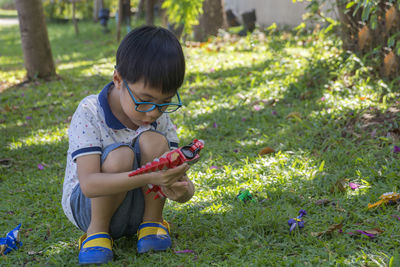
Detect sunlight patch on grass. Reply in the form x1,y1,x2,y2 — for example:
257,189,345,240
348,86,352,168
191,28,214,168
8,127,67,150
44,241,72,256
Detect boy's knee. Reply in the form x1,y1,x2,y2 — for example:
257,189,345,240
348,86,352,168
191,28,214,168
102,146,135,173
138,131,169,158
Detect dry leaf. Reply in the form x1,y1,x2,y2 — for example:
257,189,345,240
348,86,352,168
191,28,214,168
315,199,331,206
4,104,11,112
364,228,384,235
300,91,313,100
311,223,343,237
286,112,302,121
330,179,349,193
259,147,275,155
358,25,371,50
385,5,398,32
384,51,398,77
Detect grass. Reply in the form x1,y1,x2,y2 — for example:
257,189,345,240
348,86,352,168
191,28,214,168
1,18,400,266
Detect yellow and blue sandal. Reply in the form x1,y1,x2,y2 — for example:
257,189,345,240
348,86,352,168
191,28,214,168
78,232,113,265
137,220,172,253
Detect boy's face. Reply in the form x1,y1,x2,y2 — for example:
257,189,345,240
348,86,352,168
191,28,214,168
113,71,178,128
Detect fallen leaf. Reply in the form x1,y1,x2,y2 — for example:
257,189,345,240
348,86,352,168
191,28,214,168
259,147,275,155
330,179,349,193
315,199,331,206
364,228,384,235
4,104,11,112
311,223,343,237
286,112,302,121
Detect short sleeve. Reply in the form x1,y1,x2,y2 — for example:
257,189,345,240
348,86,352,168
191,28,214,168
156,114,179,149
68,98,102,161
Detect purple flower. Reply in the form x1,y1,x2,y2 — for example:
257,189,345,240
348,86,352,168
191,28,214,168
392,215,400,221
213,122,218,128
356,230,375,238
21,93,25,97
210,166,219,170
349,182,360,190
37,164,44,170
272,110,277,116
254,105,261,111
233,149,238,153
370,129,377,138
241,117,247,122
394,145,400,153
26,116,32,120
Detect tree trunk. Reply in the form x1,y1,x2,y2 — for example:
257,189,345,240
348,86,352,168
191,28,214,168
136,0,145,19
72,0,79,35
15,0,56,79
145,0,156,25
193,0,226,42
121,0,131,26
93,0,104,22
117,0,123,42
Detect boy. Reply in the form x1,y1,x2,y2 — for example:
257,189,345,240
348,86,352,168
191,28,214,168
61,26,194,265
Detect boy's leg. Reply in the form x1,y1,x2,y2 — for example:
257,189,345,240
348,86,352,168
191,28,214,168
136,131,172,253
78,145,135,265
138,131,170,222
86,146,135,235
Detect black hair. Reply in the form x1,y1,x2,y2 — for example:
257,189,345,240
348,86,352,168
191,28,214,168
115,25,185,94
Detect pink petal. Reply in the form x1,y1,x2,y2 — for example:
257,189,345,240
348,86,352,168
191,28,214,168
37,164,44,170
209,166,219,170
349,182,360,190
253,105,261,111
213,122,218,128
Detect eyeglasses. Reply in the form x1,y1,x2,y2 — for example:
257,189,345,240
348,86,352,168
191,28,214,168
123,80,182,113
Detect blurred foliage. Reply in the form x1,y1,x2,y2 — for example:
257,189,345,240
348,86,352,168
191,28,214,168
41,0,139,21
162,0,204,35
0,0,14,9
298,0,400,81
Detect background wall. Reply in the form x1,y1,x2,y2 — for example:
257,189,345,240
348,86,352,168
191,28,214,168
224,0,336,27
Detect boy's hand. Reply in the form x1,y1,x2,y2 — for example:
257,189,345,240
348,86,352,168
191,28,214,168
161,175,195,203
152,163,190,187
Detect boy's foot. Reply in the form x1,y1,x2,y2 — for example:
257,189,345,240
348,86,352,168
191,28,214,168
137,220,172,253
78,232,113,265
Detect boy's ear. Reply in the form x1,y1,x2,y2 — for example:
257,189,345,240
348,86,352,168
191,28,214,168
113,70,123,89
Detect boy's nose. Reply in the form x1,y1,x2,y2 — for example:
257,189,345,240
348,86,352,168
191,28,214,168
146,107,162,119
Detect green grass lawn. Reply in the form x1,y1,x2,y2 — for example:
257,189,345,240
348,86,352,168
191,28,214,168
1,19,400,266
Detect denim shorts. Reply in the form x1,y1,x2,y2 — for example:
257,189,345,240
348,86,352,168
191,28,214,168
70,134,149,239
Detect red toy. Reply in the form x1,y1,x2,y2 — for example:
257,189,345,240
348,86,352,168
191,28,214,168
128,139,204,199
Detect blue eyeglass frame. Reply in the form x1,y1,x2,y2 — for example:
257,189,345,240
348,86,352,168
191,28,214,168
123,79,182,113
